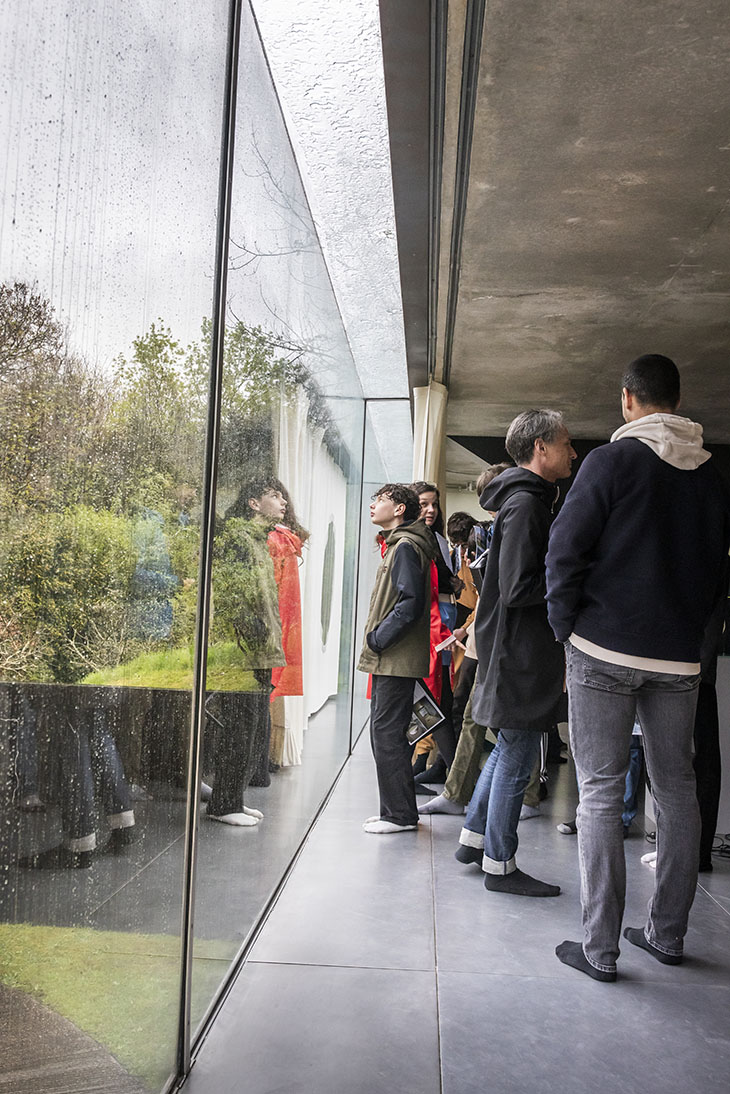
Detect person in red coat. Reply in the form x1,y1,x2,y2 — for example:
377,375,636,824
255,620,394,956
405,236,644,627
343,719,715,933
267,481,309,767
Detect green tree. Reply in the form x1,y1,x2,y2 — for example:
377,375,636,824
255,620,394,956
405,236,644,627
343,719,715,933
0,280,111,513
0,507,138,682
104,322,203,511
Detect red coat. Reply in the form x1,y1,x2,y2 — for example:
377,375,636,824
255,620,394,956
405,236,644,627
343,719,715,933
424,560,452,703
268,525,304,698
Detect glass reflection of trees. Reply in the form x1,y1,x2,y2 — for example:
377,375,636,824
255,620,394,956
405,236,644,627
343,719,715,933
0,278,325,867
0,279,324,693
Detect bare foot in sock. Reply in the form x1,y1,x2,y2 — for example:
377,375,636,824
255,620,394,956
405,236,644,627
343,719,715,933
555,940,616,981
363,819,418,833
207,810,259,827
484,868,560,897
418,794,464,815
455,844,483,865
519,804,540,820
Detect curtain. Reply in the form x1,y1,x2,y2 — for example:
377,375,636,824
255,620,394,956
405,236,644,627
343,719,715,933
412,380,448,494
276,390,347,763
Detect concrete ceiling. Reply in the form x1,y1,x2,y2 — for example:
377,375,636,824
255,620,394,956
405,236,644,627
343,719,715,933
380,0,730,447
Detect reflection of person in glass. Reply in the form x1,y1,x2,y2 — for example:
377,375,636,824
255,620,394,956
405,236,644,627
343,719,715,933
206,479,285,826
266,480,308,770
18,691,137,870
130,507,179,641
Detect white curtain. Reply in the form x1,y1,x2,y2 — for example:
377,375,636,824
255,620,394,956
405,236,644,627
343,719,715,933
276,389,348,764
412,380,448,494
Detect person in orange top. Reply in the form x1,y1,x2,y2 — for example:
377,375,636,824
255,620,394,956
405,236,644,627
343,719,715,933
267,481,308,702
263,480,309,771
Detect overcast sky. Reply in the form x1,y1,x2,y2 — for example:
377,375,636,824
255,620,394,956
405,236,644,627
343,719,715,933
1,0,411,473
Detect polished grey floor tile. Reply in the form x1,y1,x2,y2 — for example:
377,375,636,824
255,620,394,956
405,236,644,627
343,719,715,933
184,739,730,1094
184,963,440,1094
438,970,730,1094
703,888,730,917
248,816,435,970
698,859,730,901
314,753,382,823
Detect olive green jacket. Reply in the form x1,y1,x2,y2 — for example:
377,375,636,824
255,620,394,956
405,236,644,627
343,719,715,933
357,519,436,679
212,517,285,670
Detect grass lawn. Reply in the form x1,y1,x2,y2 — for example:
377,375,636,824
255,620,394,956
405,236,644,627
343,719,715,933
0,923,233,1090
83,642,256,692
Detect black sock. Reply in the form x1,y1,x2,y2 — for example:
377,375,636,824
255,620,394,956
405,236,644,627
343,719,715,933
556,940,616,982
484,867,560,897
623,927,683,965
18,845,93,870
455,844,483,865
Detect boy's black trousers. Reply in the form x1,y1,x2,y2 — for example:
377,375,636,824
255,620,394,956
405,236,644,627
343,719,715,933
369,674,418,826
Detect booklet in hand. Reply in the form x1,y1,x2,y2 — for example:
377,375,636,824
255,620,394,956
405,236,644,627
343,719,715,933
406,680,446,746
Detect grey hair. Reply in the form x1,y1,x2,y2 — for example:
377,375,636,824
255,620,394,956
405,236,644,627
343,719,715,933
505,409,565,465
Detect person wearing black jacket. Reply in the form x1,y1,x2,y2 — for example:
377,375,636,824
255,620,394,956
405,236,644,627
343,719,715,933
455,410,576,897
546,354,730,982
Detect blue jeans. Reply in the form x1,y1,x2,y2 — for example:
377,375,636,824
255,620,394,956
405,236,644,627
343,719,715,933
460,727,542,872
565,642,700,972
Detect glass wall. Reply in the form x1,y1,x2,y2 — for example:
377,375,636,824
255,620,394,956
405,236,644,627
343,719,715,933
188,0,367,1033
0,1,229,1090
0,2,403,1092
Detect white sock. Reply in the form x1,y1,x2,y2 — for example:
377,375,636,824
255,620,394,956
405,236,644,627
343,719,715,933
641,850,657,869
362,819,418,834
418,794,464,815
243,806,264,820
207,811,259,827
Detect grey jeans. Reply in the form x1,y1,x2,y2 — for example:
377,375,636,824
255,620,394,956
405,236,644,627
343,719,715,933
565,641,700,972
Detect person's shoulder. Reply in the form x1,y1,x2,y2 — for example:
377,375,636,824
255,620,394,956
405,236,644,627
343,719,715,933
500,486,550,525
394,532,430,560
695,459,730,507
572,440,638,481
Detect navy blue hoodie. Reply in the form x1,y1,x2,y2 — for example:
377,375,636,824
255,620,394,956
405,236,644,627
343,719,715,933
546,415,730,663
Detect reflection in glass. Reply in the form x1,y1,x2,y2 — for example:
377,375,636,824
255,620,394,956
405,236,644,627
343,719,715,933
1,1,228,1090
1,0,406,1089
189,0,367,1034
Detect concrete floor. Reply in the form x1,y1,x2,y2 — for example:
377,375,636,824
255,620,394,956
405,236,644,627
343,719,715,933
182,731,730,1094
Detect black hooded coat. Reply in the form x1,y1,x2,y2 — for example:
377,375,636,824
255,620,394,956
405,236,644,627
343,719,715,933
471,466,566,731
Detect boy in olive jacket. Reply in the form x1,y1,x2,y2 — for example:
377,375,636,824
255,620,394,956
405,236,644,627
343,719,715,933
357,484,437,833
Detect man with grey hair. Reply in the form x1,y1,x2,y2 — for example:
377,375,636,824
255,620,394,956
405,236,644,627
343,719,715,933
455,409,576,897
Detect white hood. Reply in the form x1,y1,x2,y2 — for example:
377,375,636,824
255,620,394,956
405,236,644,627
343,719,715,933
610,413,711,470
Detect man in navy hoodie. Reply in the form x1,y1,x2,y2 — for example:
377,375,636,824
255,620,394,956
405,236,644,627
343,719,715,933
546,354,730,982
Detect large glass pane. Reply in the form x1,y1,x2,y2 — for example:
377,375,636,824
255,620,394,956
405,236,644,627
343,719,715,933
0,3,228,1091
189,0,368,1030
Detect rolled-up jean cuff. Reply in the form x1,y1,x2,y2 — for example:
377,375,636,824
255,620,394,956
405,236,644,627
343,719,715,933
586,951,616,974
645,928,683,958
67,833,96,853
481,854,516,876
108,809,135,829
459,828,484,849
